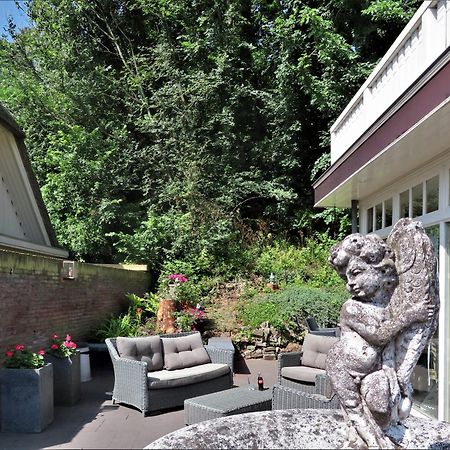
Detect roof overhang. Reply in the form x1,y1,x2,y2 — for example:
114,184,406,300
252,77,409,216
0,104,68,258
314,46,450,208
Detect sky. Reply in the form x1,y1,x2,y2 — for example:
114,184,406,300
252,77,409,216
0,1,29,35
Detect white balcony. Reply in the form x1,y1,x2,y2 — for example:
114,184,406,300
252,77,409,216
330,1,450,164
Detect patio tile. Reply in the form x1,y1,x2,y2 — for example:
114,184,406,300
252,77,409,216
0,359,277,450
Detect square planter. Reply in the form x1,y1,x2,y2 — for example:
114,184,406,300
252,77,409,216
0,363,54,432
45,352,80,406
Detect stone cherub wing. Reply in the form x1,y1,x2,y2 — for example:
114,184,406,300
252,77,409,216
386,218,439,325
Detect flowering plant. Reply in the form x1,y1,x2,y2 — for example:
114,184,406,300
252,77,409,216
165,273,188,301
175,304,207,332
3,344,45,369
47,334,77,358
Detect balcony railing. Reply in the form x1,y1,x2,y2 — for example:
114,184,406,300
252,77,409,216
330,0,449,164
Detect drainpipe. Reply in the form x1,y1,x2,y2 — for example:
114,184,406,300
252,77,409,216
351,200,359,233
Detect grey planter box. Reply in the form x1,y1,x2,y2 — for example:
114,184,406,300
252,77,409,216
45,352,81,406
0,363,54,432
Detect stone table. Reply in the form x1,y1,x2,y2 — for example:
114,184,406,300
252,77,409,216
146,409,450,449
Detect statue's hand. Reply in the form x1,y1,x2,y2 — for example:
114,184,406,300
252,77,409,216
402,298,435,325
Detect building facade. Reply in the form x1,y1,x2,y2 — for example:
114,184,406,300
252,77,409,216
313,0,450,420
0,104,67,258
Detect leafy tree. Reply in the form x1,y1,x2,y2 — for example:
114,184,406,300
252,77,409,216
0,0,420,265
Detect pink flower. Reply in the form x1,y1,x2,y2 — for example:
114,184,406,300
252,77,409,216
38,349,45,356
5,350,14,358
65,334,72,341
168,274,188,283
51,344,59,350
51,334,58,339
63,341,77,349
15,344,25,351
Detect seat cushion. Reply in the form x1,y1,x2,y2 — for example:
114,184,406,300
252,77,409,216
281,366,326,384
116,336,163,372
301,334,339,369
162,333,210,370
147,363,230,389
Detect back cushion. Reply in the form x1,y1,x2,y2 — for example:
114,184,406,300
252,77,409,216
301,334,339,369
162,333,210,370
116,336,163,372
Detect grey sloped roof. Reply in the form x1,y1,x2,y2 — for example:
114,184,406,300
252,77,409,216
0,103,60,250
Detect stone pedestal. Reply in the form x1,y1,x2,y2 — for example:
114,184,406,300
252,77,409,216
0,364,54,432
45,353,81,406
146,409,450,449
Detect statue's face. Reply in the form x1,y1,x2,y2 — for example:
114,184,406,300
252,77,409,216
345,258,382,300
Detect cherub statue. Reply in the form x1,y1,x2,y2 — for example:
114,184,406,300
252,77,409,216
326,218,439,448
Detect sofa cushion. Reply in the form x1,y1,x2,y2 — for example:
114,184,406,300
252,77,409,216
301,334,339,369
162,333,210,370
147,363,230,389
116,336,163,372
281,366,326,384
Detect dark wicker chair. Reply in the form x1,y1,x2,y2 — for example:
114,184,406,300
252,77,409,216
274,333,341,410
306,316,340,337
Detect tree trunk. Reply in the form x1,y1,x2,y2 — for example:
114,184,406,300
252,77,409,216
156,299,177,334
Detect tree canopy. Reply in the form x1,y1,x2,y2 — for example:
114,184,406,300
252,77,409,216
0,0,420,267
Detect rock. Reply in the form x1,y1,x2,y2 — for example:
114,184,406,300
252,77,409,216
284,342,301,353
263,354,276,360
265,346,275,352
252,329,264,338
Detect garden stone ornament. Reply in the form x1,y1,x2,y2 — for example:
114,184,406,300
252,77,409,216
327,218,439,448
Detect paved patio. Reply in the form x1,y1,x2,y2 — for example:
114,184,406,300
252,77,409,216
0,356,277,450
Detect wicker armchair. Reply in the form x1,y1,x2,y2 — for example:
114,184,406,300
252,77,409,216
106,332,234,415
274,333,341,410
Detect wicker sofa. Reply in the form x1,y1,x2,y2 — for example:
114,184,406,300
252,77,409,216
273,333,341,410
106,332,234,415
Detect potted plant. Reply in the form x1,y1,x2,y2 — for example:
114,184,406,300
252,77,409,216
156,273,188,333
45,334,80,406
0,345,54,432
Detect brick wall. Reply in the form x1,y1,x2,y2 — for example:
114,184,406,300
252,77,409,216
0,248,150,355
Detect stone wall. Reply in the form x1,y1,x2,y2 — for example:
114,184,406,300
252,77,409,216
0,248,150,354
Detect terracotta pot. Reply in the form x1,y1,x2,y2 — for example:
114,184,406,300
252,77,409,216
156,299,177,334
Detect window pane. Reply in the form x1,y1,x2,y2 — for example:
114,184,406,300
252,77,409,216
375,203,382,230
412,183,423,217
426,176,439,213
412,224,440,419
367,208,373,233
400,190,409,218
384,198,393,227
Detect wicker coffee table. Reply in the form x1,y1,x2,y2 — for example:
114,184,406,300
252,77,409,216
184,385,272,425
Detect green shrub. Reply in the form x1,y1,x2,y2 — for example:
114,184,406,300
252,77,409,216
238,284,347,338
238,300,284,330
267,284,347,327
253,234,342,287
126,292,159,316
96,311,141,340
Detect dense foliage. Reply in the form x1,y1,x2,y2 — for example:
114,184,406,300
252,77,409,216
0,0,420,268
238,284,347,331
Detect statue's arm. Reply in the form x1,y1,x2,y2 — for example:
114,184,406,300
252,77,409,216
342,299,432,347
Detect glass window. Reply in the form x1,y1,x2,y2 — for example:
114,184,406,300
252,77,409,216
384,198,393,227
426,176,439,213
367,207,373,233
400,190,409,218
375,203,382,230
412,183,423,217
412,224,440,419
